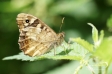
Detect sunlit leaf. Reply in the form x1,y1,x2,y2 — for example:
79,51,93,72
88,23,98,45
70,37,93,52
3,41,88,61
94,37,112,63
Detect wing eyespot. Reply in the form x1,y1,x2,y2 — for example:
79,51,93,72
25,19,30,23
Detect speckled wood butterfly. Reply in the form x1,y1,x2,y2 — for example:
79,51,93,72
16,13,64,57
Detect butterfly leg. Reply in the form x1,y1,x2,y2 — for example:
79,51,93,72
63,41,68,55
54,45,56,56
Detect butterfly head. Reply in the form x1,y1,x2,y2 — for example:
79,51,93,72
57,32,64,39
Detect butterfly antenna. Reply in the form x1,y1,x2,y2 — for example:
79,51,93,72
59,17,65,32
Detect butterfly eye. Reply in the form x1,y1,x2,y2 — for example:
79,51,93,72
25,19,30,23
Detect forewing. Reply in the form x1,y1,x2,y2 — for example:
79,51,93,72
16,13,57,56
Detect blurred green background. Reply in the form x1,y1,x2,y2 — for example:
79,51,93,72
0,0,112,74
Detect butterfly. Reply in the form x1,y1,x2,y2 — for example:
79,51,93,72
16,13,64,57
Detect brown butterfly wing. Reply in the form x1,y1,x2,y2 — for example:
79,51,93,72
16,13,64,56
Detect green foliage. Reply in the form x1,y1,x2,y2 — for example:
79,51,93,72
1,0,112,74
69,37,93,52
107,15,112,31
88,23,104,48
3,23,112,74
88,23,98,46
3,41,88,61
94,37,112,63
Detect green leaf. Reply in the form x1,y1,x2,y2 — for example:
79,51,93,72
3,41,88,61
98,30,104,45
88,23,98,44
99,30,104,42
3,52,36,61
70,37,93,52
94,37,112,63
3,52,83,61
